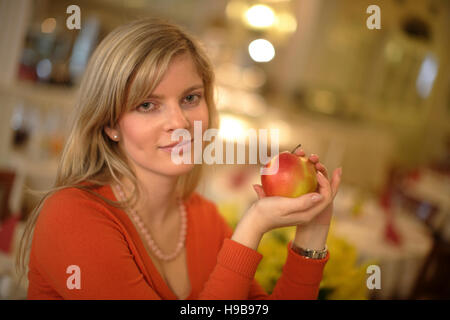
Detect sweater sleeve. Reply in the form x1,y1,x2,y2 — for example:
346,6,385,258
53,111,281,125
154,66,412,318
28,189,162,300
199,199,329,300
248,242,330,300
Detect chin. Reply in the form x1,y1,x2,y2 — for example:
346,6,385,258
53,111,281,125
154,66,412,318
165,162,196,176
136,160,195,179
157,145,197,176
155,149,196,176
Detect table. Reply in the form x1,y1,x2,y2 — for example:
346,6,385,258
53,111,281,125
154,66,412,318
332,185,433,299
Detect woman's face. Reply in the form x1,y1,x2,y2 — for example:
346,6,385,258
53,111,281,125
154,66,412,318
112,53,209,178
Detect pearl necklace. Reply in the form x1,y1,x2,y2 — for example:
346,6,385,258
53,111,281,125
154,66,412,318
114,184,187,262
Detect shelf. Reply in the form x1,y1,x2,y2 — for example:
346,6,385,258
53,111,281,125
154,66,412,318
0,80,77,110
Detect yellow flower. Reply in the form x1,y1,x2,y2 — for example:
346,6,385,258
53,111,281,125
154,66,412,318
217,202,240,229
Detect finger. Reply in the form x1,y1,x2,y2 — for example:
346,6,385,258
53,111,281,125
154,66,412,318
309,154,319,163
253,184,266,200
272,192,324,215
330,167,343,198
261,192,324,216
315,162,329,180
316,170,332,199
294,149,306,157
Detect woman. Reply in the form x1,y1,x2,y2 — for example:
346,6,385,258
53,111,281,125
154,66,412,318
17,18,342,300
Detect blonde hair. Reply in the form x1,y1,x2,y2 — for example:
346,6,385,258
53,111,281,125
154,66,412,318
16,18,218,281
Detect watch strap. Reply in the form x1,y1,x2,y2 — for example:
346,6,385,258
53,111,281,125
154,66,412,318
291,244,328,259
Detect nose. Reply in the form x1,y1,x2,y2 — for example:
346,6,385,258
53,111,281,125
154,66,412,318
164,103,190,132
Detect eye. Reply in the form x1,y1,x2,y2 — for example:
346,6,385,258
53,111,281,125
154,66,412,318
183,93,202,105
136,101,158,112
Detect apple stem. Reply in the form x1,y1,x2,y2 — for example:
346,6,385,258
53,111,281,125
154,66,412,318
291,143,302,154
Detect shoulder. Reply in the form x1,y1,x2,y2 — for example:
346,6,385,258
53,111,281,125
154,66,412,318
36,186,119,236
41,186,106,214
31,186,127,261
42,186,98,209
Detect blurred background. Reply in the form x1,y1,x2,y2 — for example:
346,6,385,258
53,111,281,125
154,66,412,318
0,0,449,300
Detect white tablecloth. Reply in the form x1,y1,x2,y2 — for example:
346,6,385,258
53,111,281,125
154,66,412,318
332,185,433,299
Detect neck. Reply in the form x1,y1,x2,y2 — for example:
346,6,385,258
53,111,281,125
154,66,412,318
117,168,180,227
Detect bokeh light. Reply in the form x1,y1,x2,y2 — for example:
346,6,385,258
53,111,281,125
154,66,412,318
41,18,56,33
244,4,276,29
248,39,275,62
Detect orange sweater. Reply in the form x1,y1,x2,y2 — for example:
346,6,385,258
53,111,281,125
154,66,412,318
27,184,329,300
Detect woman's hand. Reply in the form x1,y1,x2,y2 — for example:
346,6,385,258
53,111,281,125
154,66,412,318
292,146,342,226
249,147,342,235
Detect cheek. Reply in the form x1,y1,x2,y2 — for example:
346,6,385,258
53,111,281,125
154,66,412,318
119,115,156,151
192,103,209,132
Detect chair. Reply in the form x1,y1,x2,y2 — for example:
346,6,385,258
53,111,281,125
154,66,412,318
0,170,16,223
388,166,449,299
409,231,450,299
0,169,18,254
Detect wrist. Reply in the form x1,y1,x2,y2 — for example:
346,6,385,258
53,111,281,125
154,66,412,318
231,210,263,251
294,223,329,251
244,202,267,236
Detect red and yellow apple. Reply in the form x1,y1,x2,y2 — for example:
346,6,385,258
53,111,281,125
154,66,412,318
261,151,318,198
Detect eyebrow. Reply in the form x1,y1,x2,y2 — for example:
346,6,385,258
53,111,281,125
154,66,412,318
146,84,204,99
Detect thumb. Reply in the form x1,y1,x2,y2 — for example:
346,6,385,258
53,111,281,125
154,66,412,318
253,184,266,200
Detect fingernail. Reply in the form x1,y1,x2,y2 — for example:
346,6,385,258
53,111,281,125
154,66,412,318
338,167,343,177
312,194,323,202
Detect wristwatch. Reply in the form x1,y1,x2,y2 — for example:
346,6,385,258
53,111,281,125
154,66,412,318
291,244,328,259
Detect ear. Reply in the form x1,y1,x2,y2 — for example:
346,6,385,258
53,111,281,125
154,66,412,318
104,126,120,142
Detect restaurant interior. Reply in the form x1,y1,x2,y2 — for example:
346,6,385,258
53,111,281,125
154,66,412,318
0,0,449,300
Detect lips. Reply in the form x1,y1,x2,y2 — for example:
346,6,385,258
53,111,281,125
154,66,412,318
159,139,193,150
